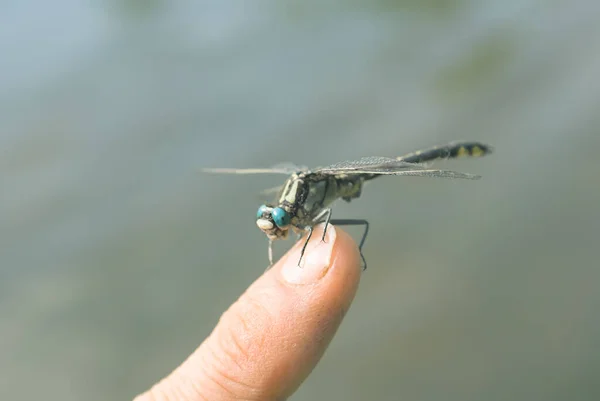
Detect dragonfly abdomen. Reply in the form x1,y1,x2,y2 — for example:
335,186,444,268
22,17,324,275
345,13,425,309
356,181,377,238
397,141,492,164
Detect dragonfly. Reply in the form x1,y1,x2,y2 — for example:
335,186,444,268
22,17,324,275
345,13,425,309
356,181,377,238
203,141,492,269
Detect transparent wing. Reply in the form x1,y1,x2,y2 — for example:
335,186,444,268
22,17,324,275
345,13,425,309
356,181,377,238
362,169,481,180
314,157,480,179
315,156,418,173
202,167,292,175
202,162,307,175
313,157,419,173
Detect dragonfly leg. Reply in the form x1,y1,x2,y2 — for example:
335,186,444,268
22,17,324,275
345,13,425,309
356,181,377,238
320,208,332,242
329,219,370,270
263,239,274,271
298,226,314,267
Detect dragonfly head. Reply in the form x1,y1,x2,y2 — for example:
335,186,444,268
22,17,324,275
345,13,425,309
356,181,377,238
256,204,291,240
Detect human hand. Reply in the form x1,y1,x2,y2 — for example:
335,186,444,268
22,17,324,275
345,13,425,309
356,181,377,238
135,224,362,401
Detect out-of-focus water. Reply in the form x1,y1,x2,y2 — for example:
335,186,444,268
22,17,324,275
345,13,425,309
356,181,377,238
2,1,600,400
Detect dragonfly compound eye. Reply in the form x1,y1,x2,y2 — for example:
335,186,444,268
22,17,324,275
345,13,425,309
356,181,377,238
256,204,269,219
271,207,291,228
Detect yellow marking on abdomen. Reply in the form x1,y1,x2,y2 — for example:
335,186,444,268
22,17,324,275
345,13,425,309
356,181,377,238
456,146,469,157
470,145,485,157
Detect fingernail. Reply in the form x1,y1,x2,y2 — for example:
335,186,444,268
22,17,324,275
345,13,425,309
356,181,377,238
281,224,336,284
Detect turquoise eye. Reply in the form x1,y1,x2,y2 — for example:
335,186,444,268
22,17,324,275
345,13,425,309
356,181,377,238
256,204,269,219
271,207,291,227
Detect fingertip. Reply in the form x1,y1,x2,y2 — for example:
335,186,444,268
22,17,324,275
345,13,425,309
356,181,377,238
204,224,362,397
140,224,363,401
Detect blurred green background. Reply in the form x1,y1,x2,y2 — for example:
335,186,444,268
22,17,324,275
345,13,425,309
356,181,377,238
2,1,600,400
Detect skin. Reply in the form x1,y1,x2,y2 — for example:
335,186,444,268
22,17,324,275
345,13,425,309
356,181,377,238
135,224,362,401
